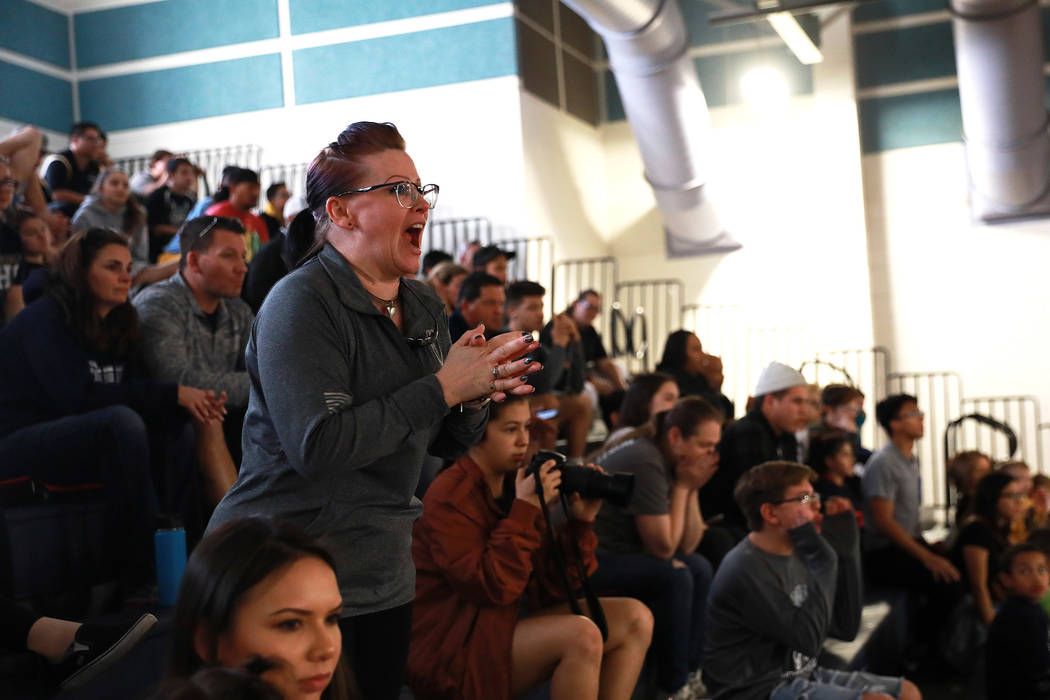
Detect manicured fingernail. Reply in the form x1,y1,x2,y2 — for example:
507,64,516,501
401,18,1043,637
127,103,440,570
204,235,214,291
521,334,534,343
473,334,483,341
520,376,528,382
524,357,533,365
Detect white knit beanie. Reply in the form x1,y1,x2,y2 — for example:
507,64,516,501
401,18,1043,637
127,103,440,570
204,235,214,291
754,361,807,396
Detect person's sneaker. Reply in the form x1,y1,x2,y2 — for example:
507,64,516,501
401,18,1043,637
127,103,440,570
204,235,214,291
56,613,158,690
686,669,709,698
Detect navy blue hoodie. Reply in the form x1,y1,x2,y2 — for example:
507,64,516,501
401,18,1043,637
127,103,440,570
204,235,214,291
0,295,178,438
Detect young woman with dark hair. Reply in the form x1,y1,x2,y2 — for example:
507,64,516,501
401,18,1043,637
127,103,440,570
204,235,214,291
607,371,679,443
205,168,268,260
3,209,58,321
71,169,178,287
208,122,541,699
0,228,225,585
589,396,723,698
166,517,354,700
408,395,652,700
655,330,734,421
807,430,863,518
951,471,1029,626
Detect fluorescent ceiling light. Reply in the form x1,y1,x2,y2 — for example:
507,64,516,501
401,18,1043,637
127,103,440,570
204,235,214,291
766,11,824,65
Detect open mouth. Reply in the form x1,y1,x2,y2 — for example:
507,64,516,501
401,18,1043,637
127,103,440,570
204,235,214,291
404,222,424,250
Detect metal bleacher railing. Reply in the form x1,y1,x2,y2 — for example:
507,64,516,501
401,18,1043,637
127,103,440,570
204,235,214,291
960,396,1043,470
113,144,263,196
551,256,618,338
613,279,684,375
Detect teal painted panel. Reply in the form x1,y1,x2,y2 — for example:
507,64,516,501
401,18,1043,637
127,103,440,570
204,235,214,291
293,18,516,104
604,46,813,122
79,54,283,131
853,0,947,23
0,0,70,68
0,59,73,132
858,89,962,153
855,23,955,89
74,0,279,68
289,0,505,35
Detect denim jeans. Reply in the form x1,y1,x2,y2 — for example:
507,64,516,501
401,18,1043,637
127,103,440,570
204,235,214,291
0,405,196,581
590,550,713,693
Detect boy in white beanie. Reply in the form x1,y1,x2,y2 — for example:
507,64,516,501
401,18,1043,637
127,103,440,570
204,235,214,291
699,362,811,566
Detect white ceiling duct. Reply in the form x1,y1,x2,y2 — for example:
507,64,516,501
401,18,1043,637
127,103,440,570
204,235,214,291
560,0,741,256
951,0,1050,221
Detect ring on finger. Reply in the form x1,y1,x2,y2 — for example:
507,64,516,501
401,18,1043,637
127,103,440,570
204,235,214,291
489,380,496,392
492,365,500,380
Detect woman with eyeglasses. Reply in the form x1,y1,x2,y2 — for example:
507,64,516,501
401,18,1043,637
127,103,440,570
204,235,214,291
0,228,225,594
588,396,722,698
208,122,541,700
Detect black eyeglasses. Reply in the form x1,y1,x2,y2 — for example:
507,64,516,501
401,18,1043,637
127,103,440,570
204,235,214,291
773,492,821,507
336,181,438,209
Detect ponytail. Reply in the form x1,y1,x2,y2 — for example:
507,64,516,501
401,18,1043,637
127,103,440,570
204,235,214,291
285,209,319,268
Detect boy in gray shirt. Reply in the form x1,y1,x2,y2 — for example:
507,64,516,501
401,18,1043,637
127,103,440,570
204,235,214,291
704,461,920,700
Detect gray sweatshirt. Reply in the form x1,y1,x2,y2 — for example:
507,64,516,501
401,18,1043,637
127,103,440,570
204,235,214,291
208,243,487,616
70,195,149,272
132,272,253,408
704,515,861,700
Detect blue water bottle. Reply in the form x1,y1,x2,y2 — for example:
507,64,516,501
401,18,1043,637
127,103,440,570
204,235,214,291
155,526,187,607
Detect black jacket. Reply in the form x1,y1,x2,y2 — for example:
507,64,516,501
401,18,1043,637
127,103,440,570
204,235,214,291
702,409,798,529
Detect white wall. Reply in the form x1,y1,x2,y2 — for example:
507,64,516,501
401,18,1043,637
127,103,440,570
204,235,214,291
596,14,874,353
519,90,610,260
864,140,1050,424
101,76,529,231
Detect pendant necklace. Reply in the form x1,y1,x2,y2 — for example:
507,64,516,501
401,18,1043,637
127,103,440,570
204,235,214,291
366,290,399,318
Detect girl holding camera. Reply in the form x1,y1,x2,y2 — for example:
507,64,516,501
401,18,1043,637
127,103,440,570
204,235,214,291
408,395,652,700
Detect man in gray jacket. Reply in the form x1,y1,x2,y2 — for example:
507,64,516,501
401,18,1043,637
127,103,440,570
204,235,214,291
133,216,254,466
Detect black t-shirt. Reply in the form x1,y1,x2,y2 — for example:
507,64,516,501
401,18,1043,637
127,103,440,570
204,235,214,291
987,596,1050,699
578,324,608,364
44,149,99,216
952,518,1007,588
0,219,21,255
145,186,195,230
814,475,864,513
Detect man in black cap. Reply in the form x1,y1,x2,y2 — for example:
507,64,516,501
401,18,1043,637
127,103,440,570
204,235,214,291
472,244,515,283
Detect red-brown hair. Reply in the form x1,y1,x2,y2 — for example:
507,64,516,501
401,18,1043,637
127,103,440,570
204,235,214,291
299,122,407,260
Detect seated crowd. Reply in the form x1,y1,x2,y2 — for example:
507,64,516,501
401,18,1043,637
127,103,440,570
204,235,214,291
1,120,1048,700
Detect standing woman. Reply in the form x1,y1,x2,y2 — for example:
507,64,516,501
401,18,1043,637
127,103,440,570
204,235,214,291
208,122,540,699
71,169,178,287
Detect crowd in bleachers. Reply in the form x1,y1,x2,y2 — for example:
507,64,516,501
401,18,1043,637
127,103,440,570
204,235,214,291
1,119,1049,700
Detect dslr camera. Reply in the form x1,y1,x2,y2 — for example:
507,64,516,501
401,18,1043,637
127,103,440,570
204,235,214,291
525,450,634,508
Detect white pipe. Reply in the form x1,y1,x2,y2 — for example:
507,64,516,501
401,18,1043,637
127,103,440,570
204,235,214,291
560,0,740,255
951,0,1050,221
